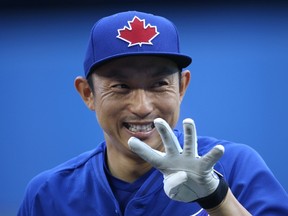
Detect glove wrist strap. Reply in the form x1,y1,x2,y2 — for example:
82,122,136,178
196,177,229,209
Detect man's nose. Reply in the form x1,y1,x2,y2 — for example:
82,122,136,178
128,89,154,118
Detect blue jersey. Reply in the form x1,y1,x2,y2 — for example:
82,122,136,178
18,130,288,215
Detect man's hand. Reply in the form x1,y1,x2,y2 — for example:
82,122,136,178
128,118,226,205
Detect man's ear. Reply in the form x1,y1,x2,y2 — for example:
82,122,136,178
74,76,95,111
179,70,191,102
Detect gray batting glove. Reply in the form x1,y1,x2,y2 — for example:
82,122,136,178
128,118,227,206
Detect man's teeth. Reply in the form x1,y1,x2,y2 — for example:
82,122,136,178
127,123,154,132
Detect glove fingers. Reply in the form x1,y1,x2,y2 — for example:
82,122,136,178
128,137,163,168
202,145,225,169
182,118,198,157
154,118,182,155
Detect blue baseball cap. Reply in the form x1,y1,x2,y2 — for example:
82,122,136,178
83,11,192,78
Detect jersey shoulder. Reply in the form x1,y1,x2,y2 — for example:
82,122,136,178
25,142,106,197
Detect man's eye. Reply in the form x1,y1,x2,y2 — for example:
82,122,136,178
112,84,129,89
154,81,168,87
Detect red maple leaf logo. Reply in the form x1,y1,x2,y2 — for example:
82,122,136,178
117,16,160,47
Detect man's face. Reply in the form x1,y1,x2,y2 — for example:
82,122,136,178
90,56,189,154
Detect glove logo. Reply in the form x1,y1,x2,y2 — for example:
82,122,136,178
117,16,160,47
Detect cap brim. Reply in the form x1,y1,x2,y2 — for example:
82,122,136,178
87,52,192,76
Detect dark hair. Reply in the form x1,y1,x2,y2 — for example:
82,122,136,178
87,73,94,91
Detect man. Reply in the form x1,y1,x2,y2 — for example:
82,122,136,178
18,11,288,215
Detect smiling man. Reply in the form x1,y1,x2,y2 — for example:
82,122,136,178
76,55,188,184
18,11,288,216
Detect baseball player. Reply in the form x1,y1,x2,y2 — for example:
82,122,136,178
18,11,288,215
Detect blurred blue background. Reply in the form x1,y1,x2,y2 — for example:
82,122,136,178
1,1,287,215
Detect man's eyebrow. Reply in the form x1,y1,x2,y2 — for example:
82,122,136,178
110,67,178,77
100,69,129,78
154,66,180,76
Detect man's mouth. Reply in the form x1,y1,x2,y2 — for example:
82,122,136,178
124,122,155,132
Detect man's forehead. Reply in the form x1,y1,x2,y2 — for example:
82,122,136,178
94,56,180,77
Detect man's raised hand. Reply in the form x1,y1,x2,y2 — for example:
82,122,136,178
128,118,227,206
